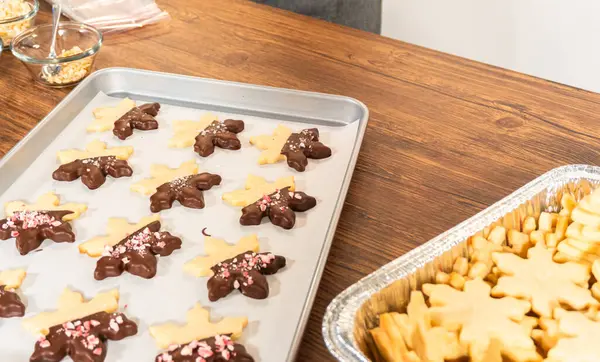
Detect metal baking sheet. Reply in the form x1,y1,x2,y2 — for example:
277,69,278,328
323,164,600,361
0,68,368,361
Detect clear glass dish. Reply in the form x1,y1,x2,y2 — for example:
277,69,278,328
0,0,39,48
10,22,103,88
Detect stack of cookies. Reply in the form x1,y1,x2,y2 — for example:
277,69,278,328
370,189,600,362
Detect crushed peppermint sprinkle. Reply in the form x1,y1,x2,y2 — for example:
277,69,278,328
102,227,165,258
157,335,238,362
109,319,120,332
214,251,276,286
253,188,298,212
47,315,126,354
1,211,62,231
38,337,51,348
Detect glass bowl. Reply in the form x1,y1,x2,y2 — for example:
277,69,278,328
0,0,39,48
11,22,103,88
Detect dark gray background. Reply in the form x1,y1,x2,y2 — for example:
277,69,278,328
252,0,382,33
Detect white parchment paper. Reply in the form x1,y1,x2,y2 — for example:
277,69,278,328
0,92,360,361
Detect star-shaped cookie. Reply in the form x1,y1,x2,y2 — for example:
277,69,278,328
223,175,316,229
131,160,221,212
24,289,137,362
94,220,182,280
546,308,600,361
249,125,331,171
53,140,134,190
89,98,160,140
149,304,247,349
492,245,598,318
78,215,181,279
0,269,26,318
184,235,285,301
424,279,539,361
167,113,245,157
78,215,160,257
1,193,87,255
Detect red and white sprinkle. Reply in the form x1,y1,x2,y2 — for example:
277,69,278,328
39,338,51,348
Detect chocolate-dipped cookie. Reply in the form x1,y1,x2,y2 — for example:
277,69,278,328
0,210,76,255
131,160,221,213
0,269,27,318
194,119,245,157
53,157,133,190
113,102,160,140
24,289,137,362
240,187,316,229
53,140,134,190
250,125,331,171
155,335,254,362
150,173,222,213
31,311,138,362
184,235,286,301
95,220,181,280
208,251,286,301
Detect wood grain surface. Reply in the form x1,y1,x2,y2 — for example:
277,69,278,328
2,0,600,360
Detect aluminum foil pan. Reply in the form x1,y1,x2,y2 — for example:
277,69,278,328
323,164,600,361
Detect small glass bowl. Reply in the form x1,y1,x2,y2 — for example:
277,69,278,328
11,22,103,87
0,0,39,48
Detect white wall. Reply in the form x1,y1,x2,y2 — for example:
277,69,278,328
382,0,600,93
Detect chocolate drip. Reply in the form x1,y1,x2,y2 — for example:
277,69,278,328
280,128,331,172
52,156,133,190
30,311,137,362
194,119,245,157
94,221,181,280
0,285,25,318
0,210,75,255
155,335,254,362
113,102,160,140
240,187,316,229
208,251,286,301
150,173,222,213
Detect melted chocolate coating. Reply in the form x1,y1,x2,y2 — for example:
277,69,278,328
208,251,286,301
0,210,75,255
30,311,137,362
113,102,160,140
0,285,25,318
95,221,181,280
155,335,254,362
194,119,245,157
52,156,133,190
280,128,331,172
150,173,222,213
240,187,316,229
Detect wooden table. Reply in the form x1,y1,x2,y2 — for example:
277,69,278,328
2,0,600,360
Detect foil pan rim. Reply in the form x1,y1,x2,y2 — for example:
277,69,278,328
322,164,600,361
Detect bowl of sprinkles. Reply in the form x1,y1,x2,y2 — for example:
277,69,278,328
0,0,38,48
